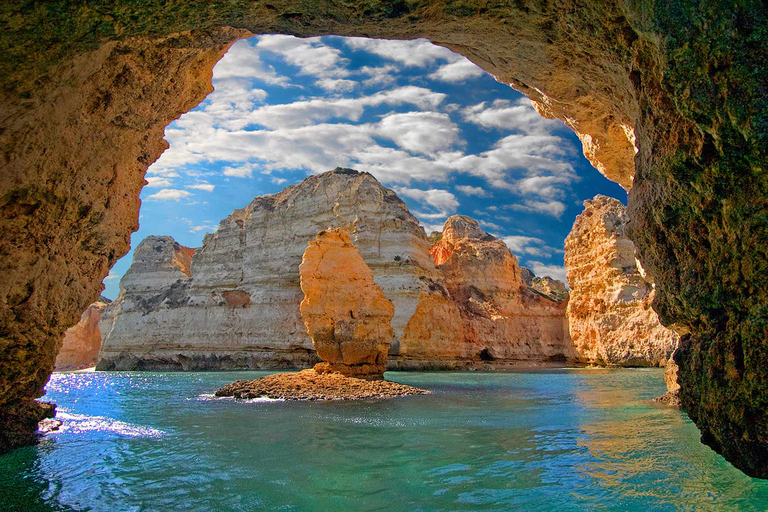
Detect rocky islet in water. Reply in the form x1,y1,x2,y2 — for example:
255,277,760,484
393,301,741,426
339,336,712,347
217,227,429,400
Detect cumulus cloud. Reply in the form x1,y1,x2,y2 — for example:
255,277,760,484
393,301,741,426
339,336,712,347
316,78,358,92
215,39,290,85
187,183,215,192
528,261,568,284
508,200,568,218
455,185,488,197
189,224,219,233
257,35,349,78
145,176,174,188
502,236,563,258
146,189,193,201
462,98,563,134
394,187,459,220
103,271,121,281
223,164,256,178
429,60,485,82
345,38,457,67
376,112,460,156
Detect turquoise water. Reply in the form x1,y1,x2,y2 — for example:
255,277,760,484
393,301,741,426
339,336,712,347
1,370,767,511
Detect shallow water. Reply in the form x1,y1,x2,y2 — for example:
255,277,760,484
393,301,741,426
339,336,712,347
1,369,767,511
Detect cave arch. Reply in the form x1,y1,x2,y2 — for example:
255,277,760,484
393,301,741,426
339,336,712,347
1,2,766,478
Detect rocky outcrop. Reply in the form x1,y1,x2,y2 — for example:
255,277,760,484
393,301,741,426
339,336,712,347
402,216,573,364
54,296,111,370
299,228,394,378
565,196,678,366
1,1,765,477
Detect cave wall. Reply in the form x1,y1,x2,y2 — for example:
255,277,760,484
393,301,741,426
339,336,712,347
0,0,766,477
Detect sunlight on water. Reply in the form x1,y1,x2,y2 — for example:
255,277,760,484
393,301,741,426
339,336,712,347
1,369,767,512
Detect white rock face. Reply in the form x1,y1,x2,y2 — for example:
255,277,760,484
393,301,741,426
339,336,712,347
99,169,578,370
98,169,443,370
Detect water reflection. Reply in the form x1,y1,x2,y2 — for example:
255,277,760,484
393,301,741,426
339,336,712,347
2,370,767,511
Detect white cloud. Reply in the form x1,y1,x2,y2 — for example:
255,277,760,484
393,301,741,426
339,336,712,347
243,86,446,130
223,164,256,178
103,271,121,281
502,236,563,258
376,112,460,156
187,183,215,192
316,78,358,92
189,224,218,233
450,133,576,191
145,177,173,188
528,261,568,284
258,35,349,78
271,177,288,185
358,65,399,88
478,219,503,231
146,189,193,201
215,39,290,86
462,98,563,134
508,200,568,218
345,38,458,67
429,60,484,82
394,187,459,219
455,185,488,197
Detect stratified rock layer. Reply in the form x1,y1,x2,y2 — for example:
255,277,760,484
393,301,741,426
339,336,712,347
299,228,394,377
99,172,575,371
1,2,765,477
402,215,573,365
54,297,111,370
98,170,444,370
565,196,678,366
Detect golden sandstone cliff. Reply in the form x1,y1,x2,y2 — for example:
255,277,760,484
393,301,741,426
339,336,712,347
54,297,111,371
565,196,678,367
403,215,572,364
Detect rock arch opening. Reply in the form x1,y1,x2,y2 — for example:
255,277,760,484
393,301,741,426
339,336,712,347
1,3,765,479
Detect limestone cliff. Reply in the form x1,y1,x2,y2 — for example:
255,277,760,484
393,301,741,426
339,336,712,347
99,171,576,370
565,196,678,366
400,216,573,364
54,297,111,370
98,169,444,370
299,228,394,377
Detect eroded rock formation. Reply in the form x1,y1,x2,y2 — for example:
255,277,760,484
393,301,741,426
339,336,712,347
565,196,678,366
400,215,573,364
0,0,765,477
299,228,394,378
54,297,111,370
98,169,445,369
99,171,575,371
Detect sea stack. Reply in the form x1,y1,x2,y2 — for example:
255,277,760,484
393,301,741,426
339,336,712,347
54,296,111,370
564,195,678,366
299,228,394,378
215,229,427,400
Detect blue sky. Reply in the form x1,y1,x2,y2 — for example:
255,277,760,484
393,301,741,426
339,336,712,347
101,35,626,299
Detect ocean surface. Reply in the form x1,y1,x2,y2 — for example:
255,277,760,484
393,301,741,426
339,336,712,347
1,369,767,511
